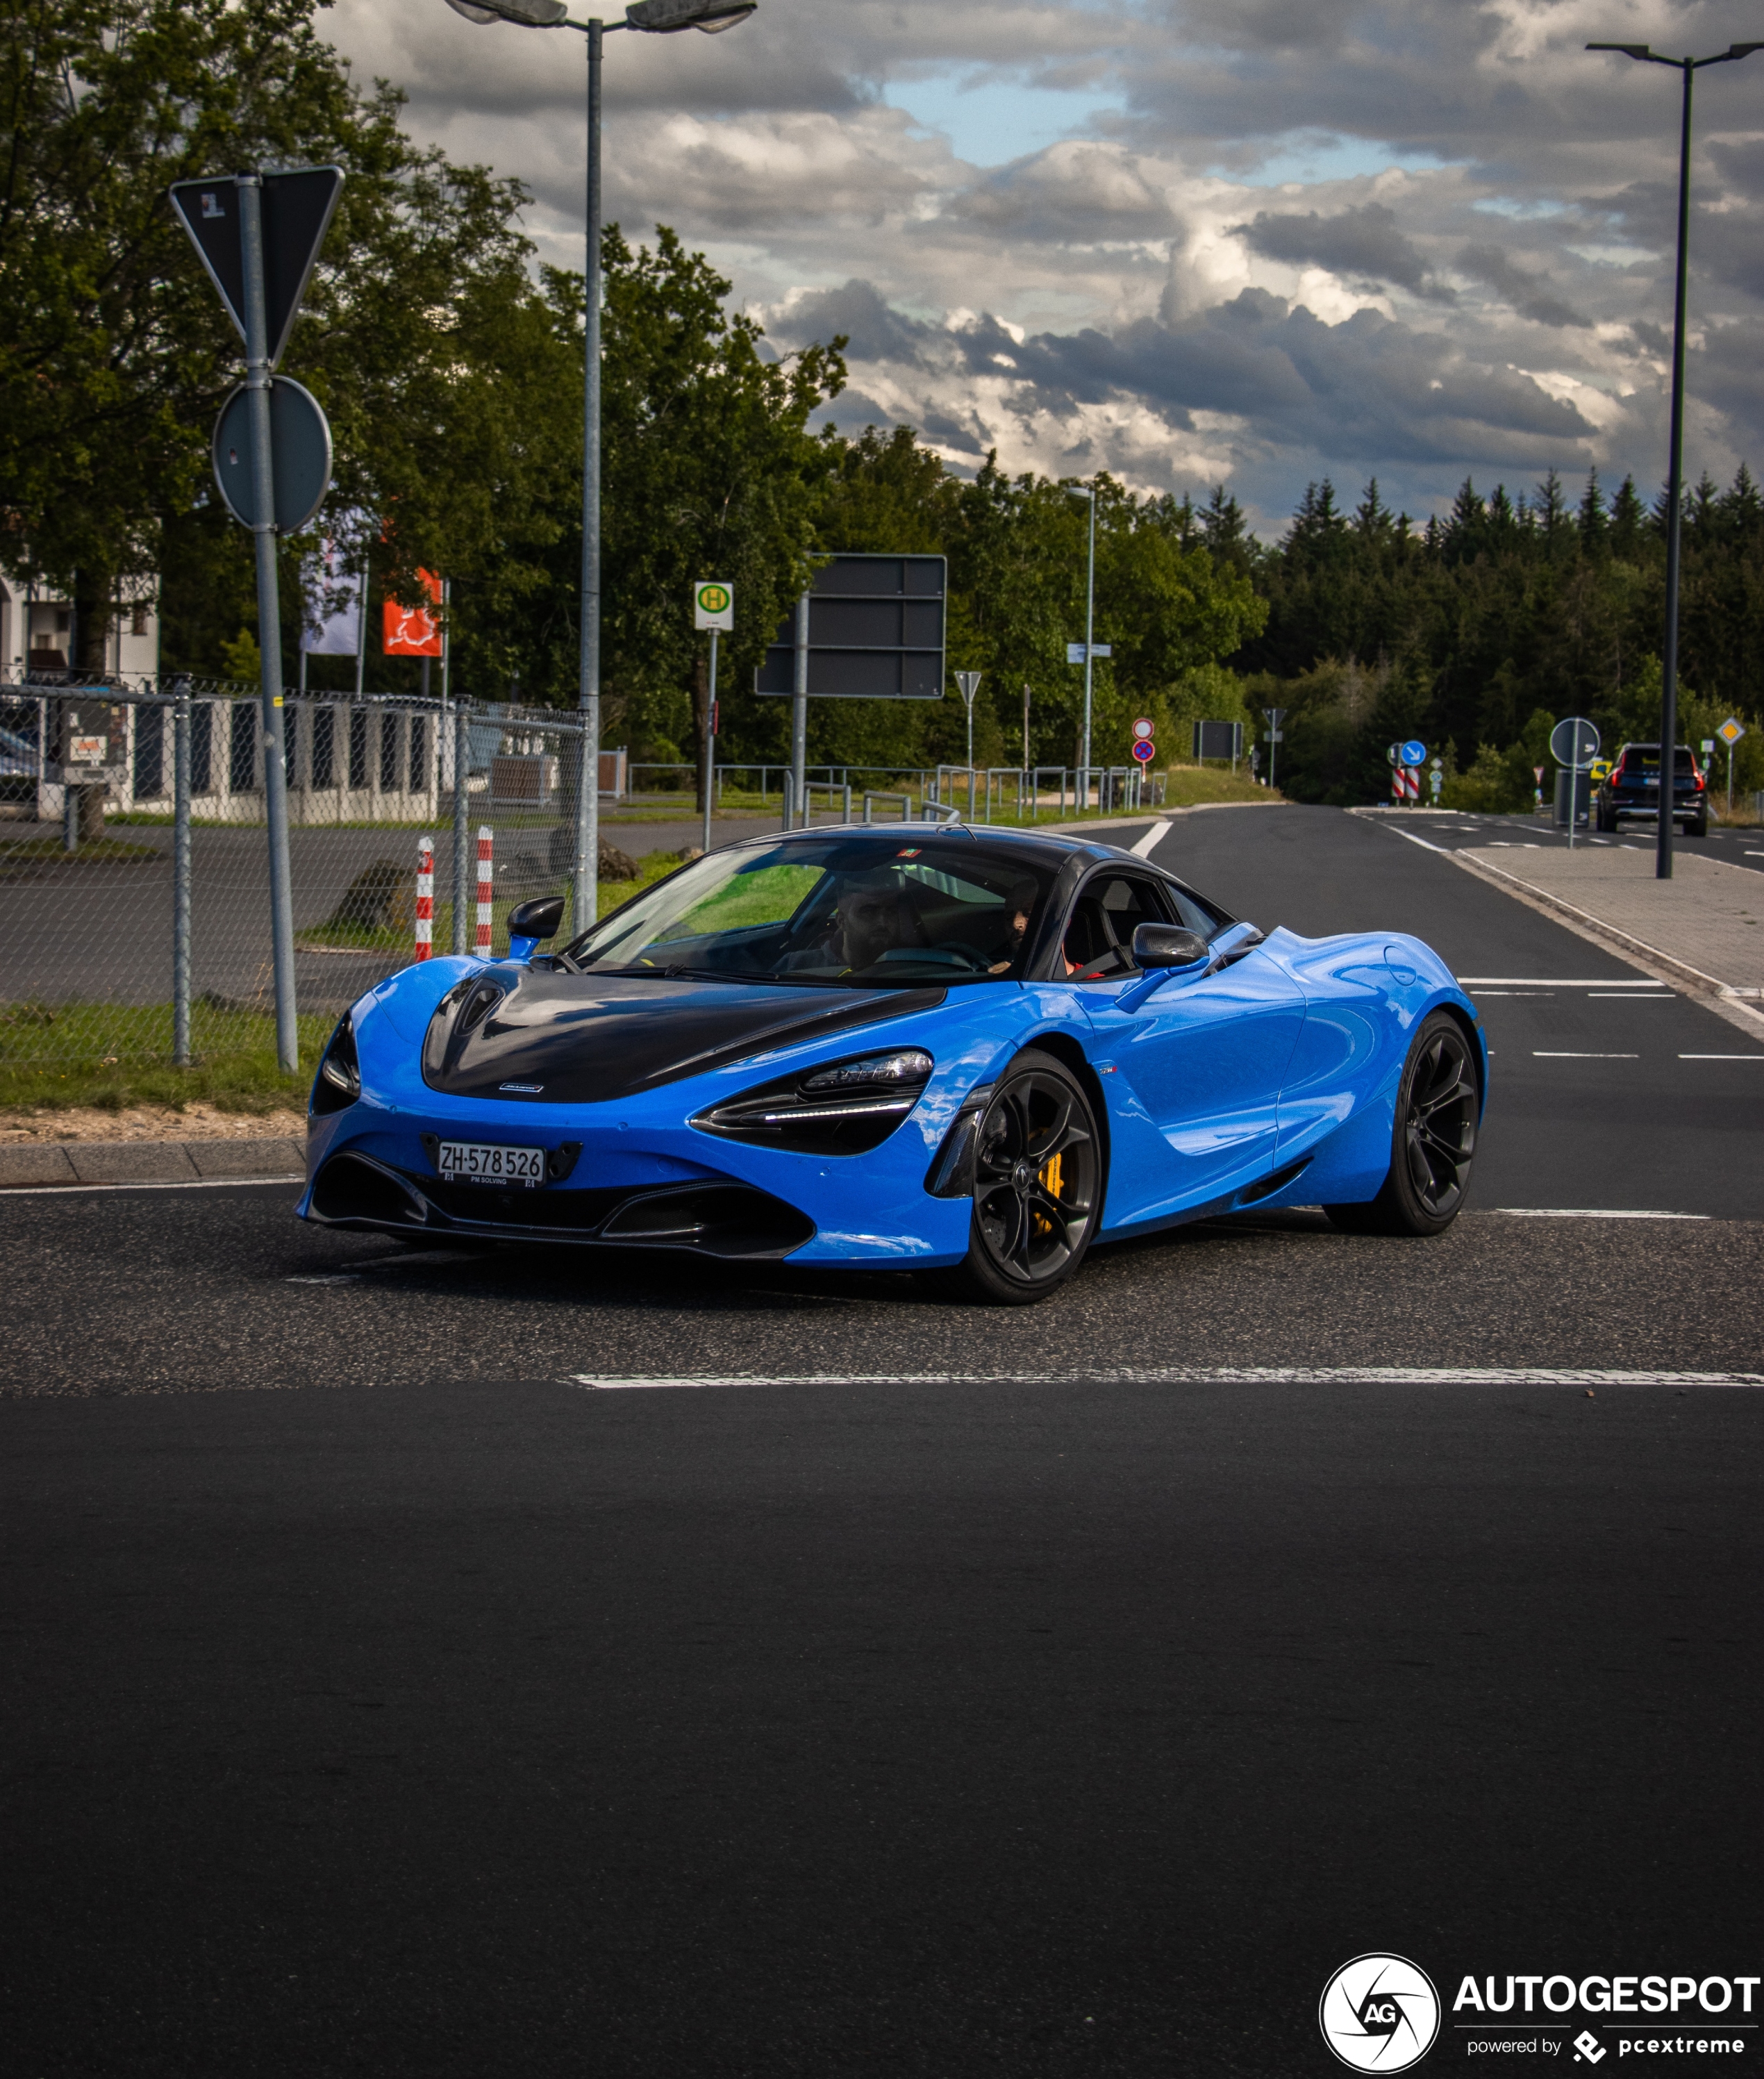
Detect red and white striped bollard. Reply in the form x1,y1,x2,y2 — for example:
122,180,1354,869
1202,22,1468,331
476,826,494,956
415,837,433,961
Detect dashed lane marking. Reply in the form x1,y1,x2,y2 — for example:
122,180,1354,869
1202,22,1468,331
1458,978,1667,987
1493,1208,1708,1220
567,1366,1760,1391
1532,1050,1639,1059
1679,1052,1764,1060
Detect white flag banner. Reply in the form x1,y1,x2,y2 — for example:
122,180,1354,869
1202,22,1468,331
301,519,367,656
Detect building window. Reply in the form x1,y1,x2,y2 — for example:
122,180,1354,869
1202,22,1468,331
131,606,150,637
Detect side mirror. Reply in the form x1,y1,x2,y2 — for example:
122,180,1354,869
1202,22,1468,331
1132,923,1210,970
506,894,567,962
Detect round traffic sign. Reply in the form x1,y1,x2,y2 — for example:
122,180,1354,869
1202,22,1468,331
1549,715,1600,770
1132,718,1154,740
1399,739,1426,767
211,376,332,533
1131,738,1156,763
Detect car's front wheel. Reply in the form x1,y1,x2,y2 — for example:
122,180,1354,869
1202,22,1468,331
1325,1011,1479,1236
945,1049,1101,1303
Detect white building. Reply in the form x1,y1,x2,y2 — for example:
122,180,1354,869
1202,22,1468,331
0,575,160,679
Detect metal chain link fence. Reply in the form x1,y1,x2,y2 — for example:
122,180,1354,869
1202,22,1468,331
2,674,1162,1077
1,676,597,1072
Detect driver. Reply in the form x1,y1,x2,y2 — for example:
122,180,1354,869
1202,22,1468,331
831,870,922,971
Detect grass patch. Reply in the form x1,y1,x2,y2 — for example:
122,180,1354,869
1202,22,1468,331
0,836,164,864
0,1002,331,1113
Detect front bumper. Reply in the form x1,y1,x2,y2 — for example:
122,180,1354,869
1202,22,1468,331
294,977,1030,1268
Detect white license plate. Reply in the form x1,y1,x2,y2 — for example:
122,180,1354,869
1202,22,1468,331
438,1141,546,1186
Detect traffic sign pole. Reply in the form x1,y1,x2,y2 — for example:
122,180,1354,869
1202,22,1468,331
702,628,718,855
238,174,299,1074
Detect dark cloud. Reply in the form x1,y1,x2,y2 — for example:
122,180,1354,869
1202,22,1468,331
1455,245,1588,328
769,280,935,366
1235,203,1456,303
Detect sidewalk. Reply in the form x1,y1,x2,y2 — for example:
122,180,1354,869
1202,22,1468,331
0,1135,303,1188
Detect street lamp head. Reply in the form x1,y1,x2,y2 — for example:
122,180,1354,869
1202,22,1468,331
445,0,569,21
1586,41,1654,58
1726,41,1764,59
625,0,756,30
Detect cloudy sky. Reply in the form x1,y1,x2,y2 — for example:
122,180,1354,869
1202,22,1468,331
325,0,1764,536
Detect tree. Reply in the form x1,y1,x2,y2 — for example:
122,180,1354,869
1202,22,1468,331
465,229,847,804
0,0,562,676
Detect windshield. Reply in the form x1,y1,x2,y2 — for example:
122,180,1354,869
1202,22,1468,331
1624,746,1697,772
561,834,1058,986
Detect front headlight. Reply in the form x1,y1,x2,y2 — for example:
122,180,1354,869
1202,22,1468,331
692,1048,933,1155
311,1013,360,1115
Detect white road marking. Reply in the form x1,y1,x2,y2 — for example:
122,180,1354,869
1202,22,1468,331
1458,978,1666,987
568,1366,1758,1391
1679,1053,1764,1060
1129,823,1166,858
1587,991,1670,998
1532,1050,1639,1059
1392,830,1446,852
0,1174,304,1197
285,1274,362,1285
1493,1208,1708,1220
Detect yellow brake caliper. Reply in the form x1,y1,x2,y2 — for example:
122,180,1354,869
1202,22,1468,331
1033,1152,1063,1235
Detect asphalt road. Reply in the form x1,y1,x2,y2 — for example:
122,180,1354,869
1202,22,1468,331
4,804,1761,2079
1381,804,1764,872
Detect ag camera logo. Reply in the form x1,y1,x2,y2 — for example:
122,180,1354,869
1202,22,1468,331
1320,1954,1441,2071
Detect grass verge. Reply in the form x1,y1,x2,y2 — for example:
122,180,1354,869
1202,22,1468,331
0,1004,332,1113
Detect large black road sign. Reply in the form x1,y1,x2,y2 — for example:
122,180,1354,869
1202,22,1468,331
169,167,344,370
756,554,946,700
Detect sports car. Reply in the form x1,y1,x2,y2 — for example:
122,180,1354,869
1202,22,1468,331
298,822,1488,1302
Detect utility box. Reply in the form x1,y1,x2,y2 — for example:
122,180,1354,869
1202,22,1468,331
1554,769,1592,827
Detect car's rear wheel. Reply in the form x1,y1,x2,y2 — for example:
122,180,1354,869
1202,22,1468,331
1325,1012,1479,1237
945,1049,1101,1303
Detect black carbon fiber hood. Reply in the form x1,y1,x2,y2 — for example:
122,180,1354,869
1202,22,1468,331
421,970,945,1105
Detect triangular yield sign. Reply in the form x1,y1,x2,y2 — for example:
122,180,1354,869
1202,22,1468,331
169,166,344,369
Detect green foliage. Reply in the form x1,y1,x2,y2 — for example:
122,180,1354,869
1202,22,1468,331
1,0,549,675
1241,468,1764,805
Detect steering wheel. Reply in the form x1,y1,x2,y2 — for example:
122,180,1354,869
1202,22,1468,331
863,945,990,974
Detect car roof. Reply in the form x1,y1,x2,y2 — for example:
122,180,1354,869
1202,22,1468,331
735,822,1136,867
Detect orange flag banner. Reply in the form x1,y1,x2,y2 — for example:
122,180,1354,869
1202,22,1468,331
383,570,442,657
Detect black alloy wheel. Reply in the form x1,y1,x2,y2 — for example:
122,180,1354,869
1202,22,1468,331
948,1048,1101,1303
1326,1011,1479,1236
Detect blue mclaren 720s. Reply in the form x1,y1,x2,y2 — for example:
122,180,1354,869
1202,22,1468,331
299,822,1487,1303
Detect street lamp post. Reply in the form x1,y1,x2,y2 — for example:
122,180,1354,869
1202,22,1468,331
1586,38,1762,880
1069,483,1097,806
442,0,756,931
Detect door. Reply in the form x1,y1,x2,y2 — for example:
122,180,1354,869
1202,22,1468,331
1063,870,1308,1226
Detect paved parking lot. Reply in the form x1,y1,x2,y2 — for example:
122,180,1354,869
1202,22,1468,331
3,804,1758,2077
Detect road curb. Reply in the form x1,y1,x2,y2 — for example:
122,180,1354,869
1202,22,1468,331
0,1136,305,1189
